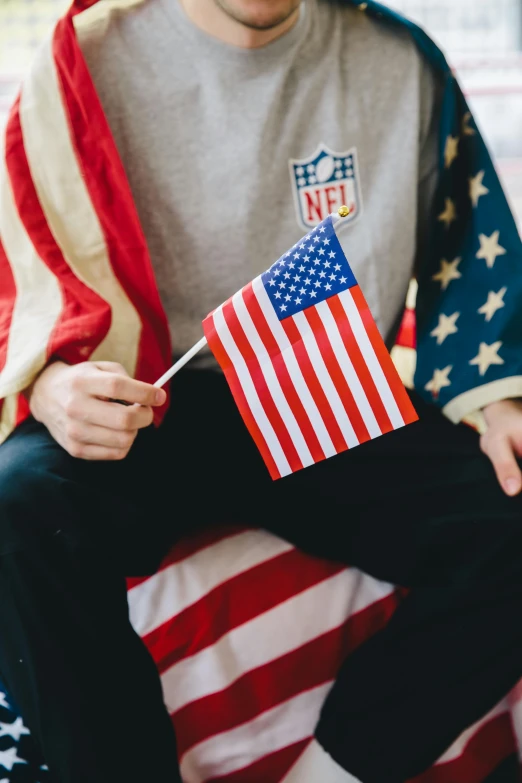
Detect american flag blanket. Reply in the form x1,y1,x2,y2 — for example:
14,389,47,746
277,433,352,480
2,523,522,782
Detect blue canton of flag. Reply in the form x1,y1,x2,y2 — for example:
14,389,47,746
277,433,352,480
261,215,357,320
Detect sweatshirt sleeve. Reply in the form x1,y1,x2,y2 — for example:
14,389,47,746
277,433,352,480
413,72,522,422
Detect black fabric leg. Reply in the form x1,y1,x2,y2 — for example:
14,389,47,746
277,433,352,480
3,370,522,783
255,391,522,783
162,372,522,783
0,537,181,783
316,572,522,782
0,418,181,783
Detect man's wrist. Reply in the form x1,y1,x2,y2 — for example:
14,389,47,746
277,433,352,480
24,361,67,415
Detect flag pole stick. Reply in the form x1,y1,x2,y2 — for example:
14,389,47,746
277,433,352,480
153,336,208,388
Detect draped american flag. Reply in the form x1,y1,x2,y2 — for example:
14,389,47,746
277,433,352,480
2,526,522,782
203,213,418,479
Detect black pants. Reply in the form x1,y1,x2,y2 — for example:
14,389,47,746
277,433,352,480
0,369,521,783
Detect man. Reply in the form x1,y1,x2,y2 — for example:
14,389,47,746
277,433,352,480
0,0,521,781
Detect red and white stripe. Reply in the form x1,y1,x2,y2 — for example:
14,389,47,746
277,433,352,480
0,0,171,444
204,274,418,479
127,527,521,782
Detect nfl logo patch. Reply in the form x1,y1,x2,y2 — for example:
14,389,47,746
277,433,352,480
289,143,363,230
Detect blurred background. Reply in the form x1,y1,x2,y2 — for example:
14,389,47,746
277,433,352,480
1,0,522,225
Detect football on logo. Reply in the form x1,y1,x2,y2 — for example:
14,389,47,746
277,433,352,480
289,144,362,230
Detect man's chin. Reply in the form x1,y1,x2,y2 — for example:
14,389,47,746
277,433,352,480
213,0,300,31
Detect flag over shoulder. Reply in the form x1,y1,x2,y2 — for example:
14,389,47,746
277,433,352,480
203,213,418,480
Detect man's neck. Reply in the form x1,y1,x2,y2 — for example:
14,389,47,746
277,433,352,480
178,0,300,49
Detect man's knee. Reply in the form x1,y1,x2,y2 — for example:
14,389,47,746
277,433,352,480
0,419,76,553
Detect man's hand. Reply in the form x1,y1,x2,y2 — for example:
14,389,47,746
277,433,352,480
481,399,522,497
28,361,166,461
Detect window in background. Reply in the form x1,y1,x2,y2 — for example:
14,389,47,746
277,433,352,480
0,0,68,127
388,0,522,225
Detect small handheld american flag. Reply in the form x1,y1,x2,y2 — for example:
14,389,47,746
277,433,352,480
202,210,418,480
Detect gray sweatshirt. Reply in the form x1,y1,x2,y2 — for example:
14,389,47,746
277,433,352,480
79,0,440,366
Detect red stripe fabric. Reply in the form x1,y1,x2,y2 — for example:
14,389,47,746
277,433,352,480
396,307,417,350
52,16,171,404
350,286,418,425
409,713,516,783
203,313,280,479
0,237,16,375
244,283,326,463
71,0,100,12
281,316,348,453
223,298,303,474
327,295,394,434
206,740,310,783
174,592,398,755
142,550,346,674
303,304,371,444
4,96,111,367
127,527,517,782
0,96,20,376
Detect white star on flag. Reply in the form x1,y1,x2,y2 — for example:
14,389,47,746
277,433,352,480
444,135,459,169
0,693,9,710
469,170,489,207
437,198,457,229
478,288,507,322
432,257,462,290
430,312,460,345
425,366,453,396
469,341,505,376
476,230,506,269
0,717,30,742
462,111,475,136
0,747,27,772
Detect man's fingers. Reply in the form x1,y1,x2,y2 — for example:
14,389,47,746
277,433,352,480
93,361,130,376
481,433,522,496
70,397,154,431
87,372,166,407
65,420,138,451
68,443,130,462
